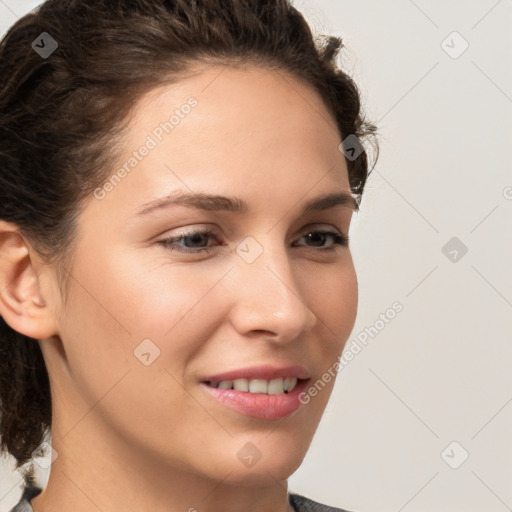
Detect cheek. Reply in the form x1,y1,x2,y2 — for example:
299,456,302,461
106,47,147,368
306,257,358,351
99,247,234,338
57,247,232,393
61,254,219,364
55,260,220,455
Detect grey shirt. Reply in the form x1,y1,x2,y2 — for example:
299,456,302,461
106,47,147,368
10,485,355,512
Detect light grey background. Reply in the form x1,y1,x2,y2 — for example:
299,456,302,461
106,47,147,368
1,1,511,511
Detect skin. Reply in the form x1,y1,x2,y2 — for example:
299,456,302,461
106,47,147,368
0,63,358,512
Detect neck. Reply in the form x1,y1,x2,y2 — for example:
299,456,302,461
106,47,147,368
30,413,291,512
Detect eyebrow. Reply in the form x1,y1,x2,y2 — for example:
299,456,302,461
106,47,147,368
136,190,359,217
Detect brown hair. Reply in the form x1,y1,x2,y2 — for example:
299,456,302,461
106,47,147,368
0,0,378,472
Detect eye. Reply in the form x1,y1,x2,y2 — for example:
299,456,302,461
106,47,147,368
156,227,349,254
157,228,220,254
293,229,349,251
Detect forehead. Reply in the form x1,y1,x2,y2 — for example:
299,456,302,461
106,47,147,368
82,63,351,224
127,62,340,153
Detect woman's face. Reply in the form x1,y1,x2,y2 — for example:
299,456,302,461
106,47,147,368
42,63,358,485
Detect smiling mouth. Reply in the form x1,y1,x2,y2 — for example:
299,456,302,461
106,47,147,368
202,377,308,394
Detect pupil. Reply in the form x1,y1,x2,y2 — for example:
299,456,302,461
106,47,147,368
308,232,325,246
189,233,207,246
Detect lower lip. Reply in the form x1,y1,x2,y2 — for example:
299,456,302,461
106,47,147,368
200,379,309,420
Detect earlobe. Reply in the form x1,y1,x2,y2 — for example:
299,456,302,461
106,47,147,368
0,220,58,340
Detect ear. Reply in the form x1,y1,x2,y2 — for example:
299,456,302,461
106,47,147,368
0,220,59,340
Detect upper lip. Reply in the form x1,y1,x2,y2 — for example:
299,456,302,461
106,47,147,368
200,364,311,386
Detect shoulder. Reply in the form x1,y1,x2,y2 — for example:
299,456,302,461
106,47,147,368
9,485,42,512
289,492,356,512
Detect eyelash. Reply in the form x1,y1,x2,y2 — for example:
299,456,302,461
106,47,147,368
157,228,349,254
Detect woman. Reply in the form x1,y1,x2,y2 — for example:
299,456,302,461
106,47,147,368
0,1,378,511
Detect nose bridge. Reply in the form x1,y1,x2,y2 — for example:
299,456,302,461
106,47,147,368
230,236,316,339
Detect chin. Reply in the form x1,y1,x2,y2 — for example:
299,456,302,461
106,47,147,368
206,445,306,487
220,462,298,487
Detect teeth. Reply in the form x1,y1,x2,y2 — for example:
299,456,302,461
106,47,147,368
249,379,268,393
284,377,297,393
267,378,284,395
233,378,249,392
212,377,298,394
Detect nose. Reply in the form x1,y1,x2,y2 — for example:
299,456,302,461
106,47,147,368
228,241,317,343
